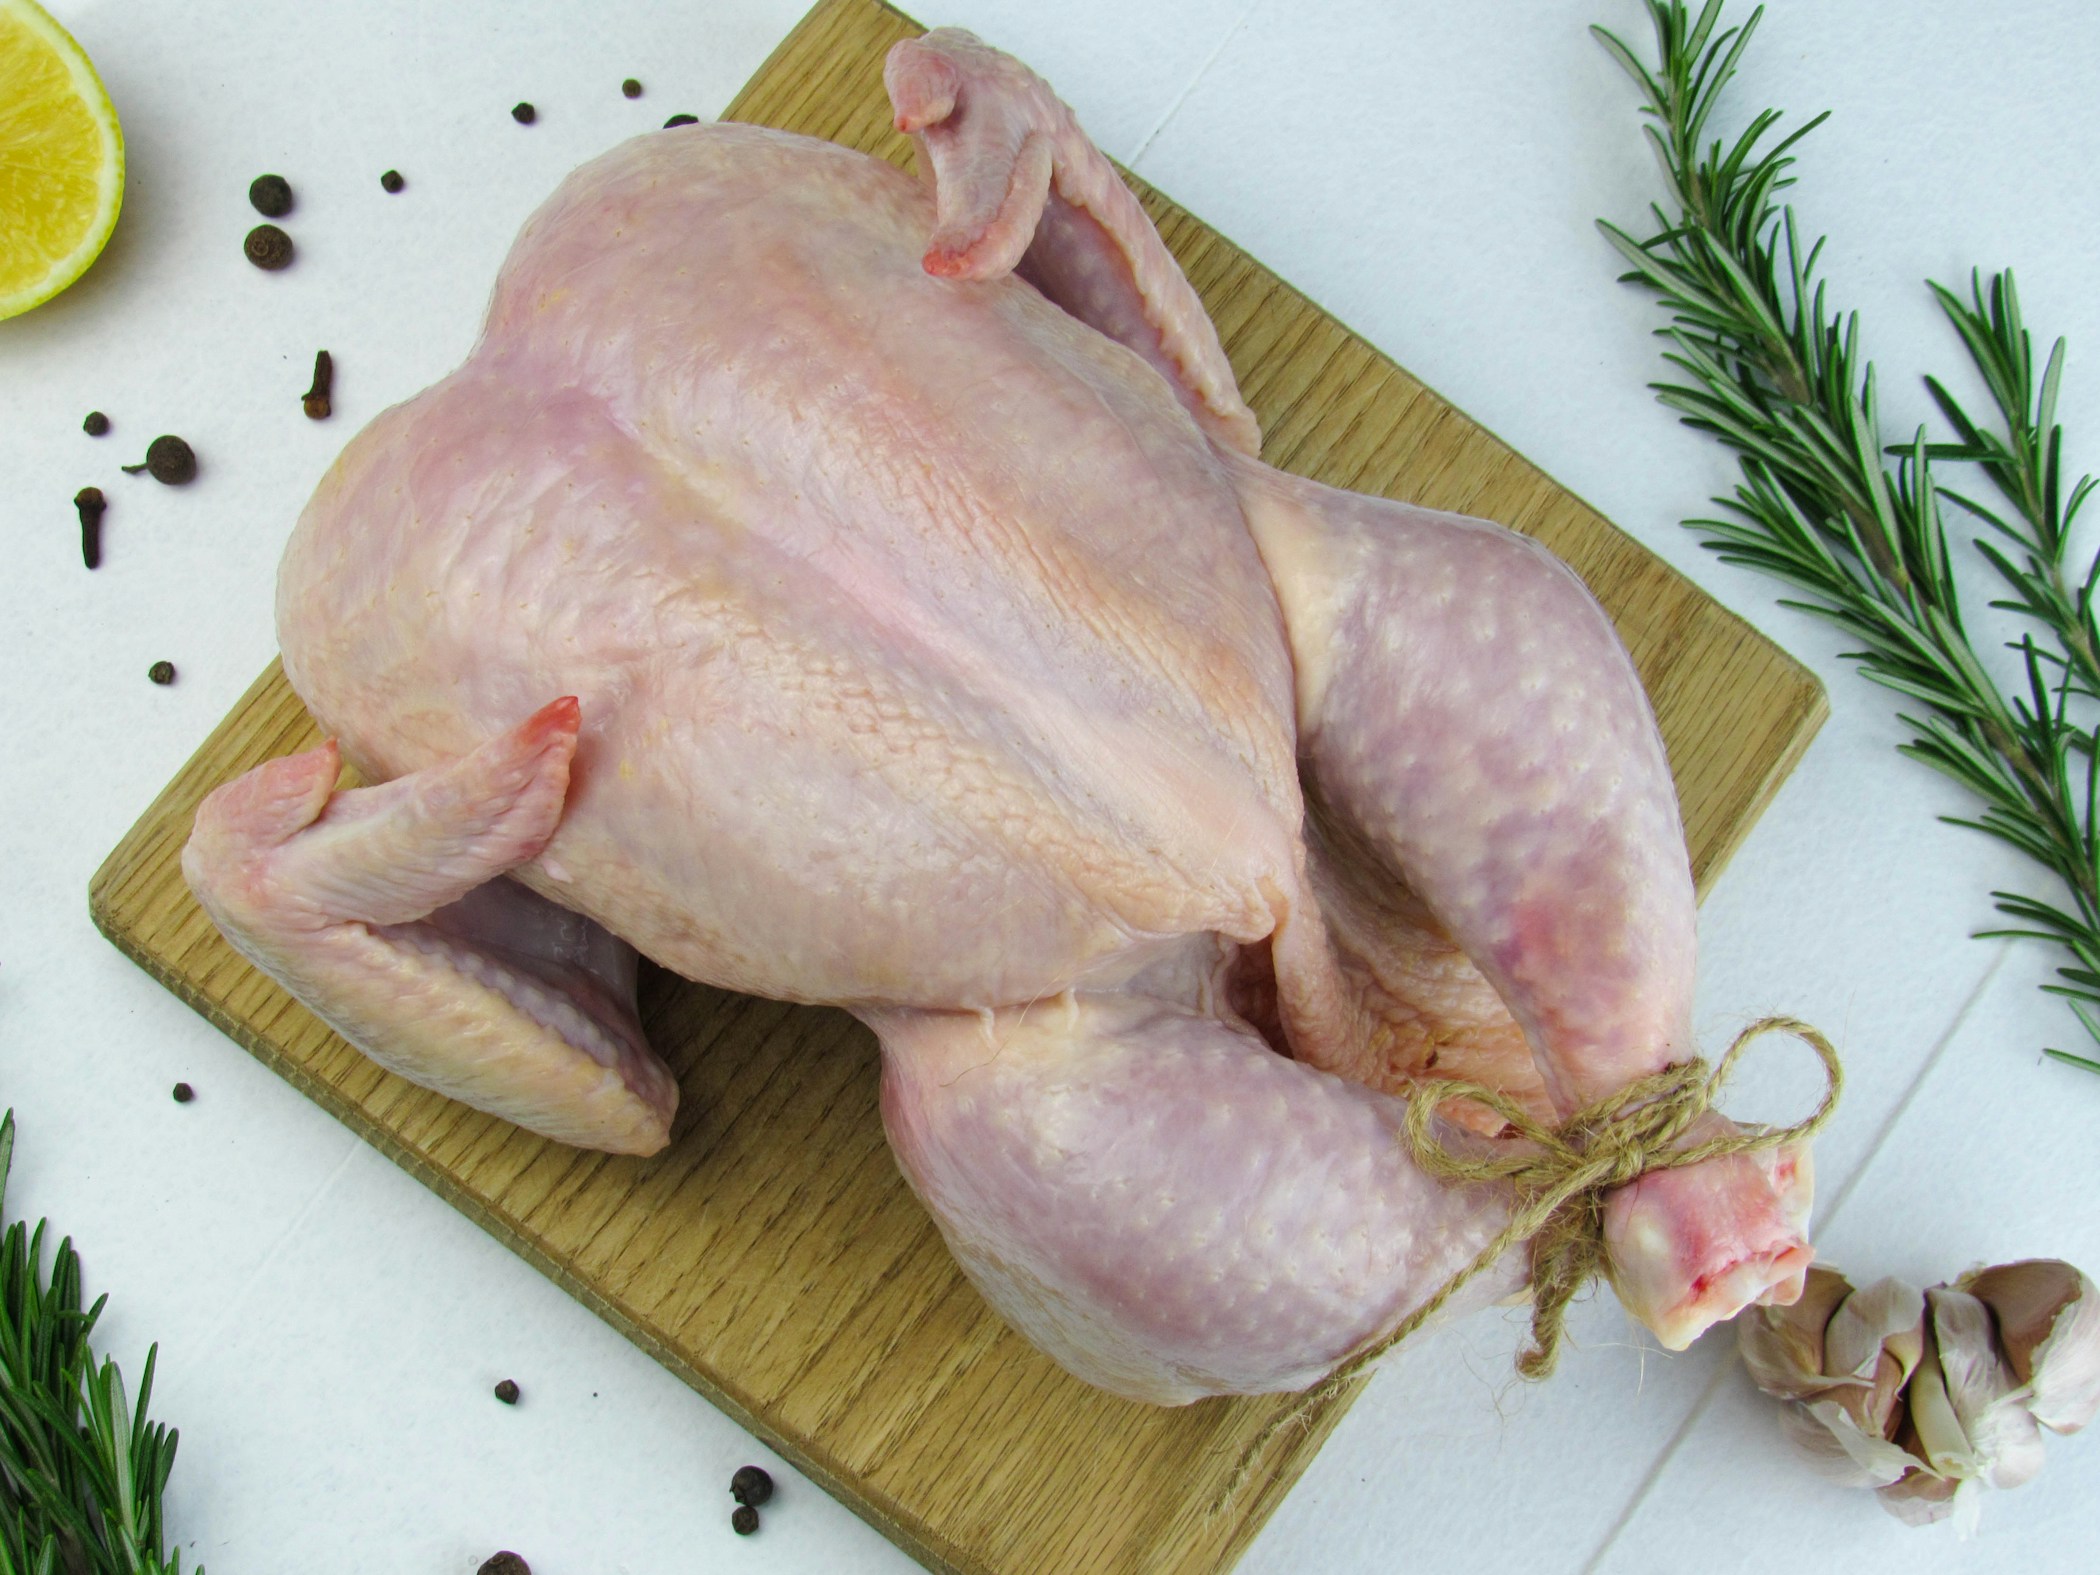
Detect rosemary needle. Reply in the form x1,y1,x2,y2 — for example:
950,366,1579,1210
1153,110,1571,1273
1595,0,2100,1075
0,1110,200,1572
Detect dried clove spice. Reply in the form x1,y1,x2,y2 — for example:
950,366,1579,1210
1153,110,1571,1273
122,435,197,485
664,114,698,128
511,101,536,124
148,661,176,686
622,78,643,98
248,174,293,218
380,169,404,194
244,224,294,271
730,1504,759,1536
730,1465,774,1507
82,410,109,436
74,487,105,567
493,1378,520,1405
476,1555,530,1575
171,1082,194,1102
303,350,334,420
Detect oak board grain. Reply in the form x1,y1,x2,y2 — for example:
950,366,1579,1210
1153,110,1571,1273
88,2,1826,1571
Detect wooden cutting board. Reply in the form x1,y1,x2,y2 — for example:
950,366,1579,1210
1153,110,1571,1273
88,1,1826,1570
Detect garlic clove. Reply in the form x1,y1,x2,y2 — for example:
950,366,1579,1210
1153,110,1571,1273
1903,1313,1973,1482
1824,1275,1926,1438
1926,1287,2048,1492
1739,1264,1855,1400
1742,1271,1934,1488
1960,1258,2100,1435
1824,1274,1925,1383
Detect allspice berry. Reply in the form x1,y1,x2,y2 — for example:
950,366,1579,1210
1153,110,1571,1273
248,174,293,218
730,1465,774,1507
244,223,294,270
730,1504,759,1536
476,1554,530,1575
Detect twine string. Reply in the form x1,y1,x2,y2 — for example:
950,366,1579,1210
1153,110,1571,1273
1206,1015,1842,1517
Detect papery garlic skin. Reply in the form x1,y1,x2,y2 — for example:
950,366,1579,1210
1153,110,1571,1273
1784,1398,1919,1489
2029,1280,2100,1433
1738,1265,1855,1400
1876,1464,1959,1528
1961,1260,2100,1435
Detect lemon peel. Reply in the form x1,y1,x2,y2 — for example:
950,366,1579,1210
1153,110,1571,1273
0,0,124,320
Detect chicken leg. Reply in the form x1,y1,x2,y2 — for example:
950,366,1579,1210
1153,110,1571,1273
1239,461,1814,1350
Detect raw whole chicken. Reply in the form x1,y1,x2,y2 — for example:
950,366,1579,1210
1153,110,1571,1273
182,28,1816,1405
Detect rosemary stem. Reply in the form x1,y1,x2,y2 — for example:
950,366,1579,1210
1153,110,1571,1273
1598,0,2100,1072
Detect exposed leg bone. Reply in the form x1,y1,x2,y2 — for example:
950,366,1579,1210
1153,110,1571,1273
1235,460,1814,1348
182,699,678,1155
885,27,1262,455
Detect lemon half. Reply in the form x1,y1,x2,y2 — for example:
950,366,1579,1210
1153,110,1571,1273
0,0,123,320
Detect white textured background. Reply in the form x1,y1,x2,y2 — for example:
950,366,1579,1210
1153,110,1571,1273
3,1,2097,1570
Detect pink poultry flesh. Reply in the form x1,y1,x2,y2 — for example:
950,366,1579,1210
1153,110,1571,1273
182,29,1816,1405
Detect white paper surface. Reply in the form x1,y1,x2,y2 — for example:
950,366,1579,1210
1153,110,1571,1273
2,1,2096,1570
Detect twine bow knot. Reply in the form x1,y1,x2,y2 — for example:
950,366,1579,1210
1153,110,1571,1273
1208,1016,1842,1516
1394,1013,1843,1380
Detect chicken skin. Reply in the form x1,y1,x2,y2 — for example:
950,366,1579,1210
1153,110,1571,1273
184,29,1815,1404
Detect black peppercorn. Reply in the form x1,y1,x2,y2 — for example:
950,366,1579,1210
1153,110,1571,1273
244,223,294,270
730,1465,774,1507
148,661,176,686
493,1378,520,1405
664,114,698,128
122,435,197,485
303,350,334,420
622,78,643,98
730,1504,759,1536
83,410,109,436
248,174,293,218
476,1555,530,1575
172,1081,194,1102
511,101,536,124
380,169,404,193
74,487,105,568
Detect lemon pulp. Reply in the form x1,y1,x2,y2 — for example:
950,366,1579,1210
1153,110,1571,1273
0,0,124,320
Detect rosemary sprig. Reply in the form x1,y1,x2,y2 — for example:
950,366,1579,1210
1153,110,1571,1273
0,1112,197,1574
1593,0,2100,1074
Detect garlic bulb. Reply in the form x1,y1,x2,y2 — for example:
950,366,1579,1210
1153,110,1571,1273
1737,1257,2098,1530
